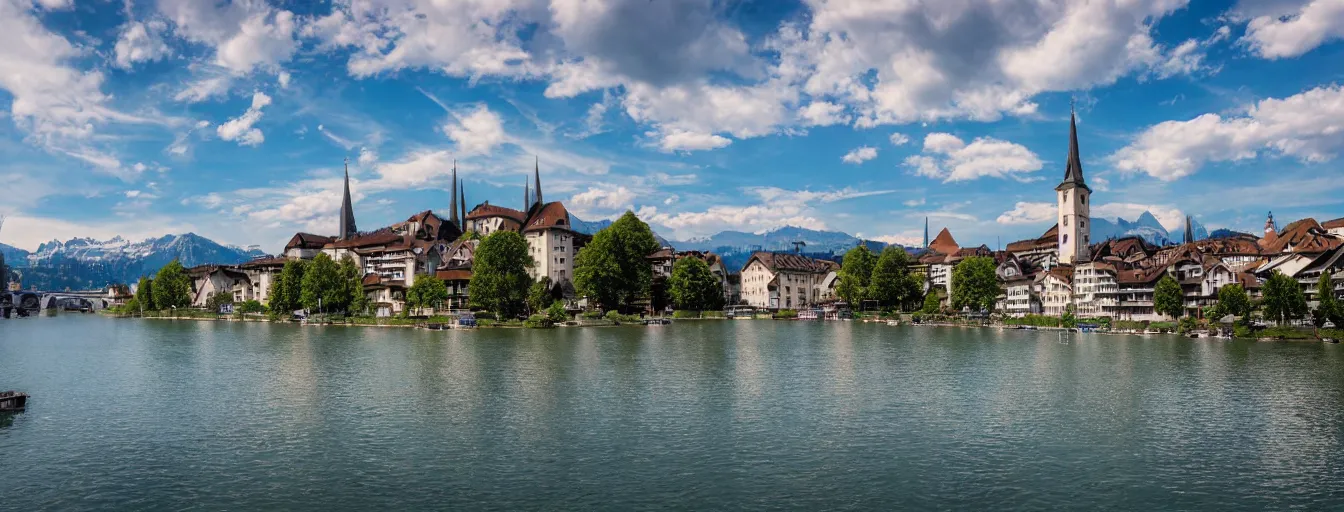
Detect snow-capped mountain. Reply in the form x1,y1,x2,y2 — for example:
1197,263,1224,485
672,226,890,271
8,233,266,290
1091,211,1207,246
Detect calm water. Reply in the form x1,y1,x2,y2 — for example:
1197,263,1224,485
2,316,1344,510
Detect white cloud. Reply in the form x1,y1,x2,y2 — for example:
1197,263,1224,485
889,133,910,146
216,91,272,146
903,197,926,207
996,202,1056,225
842,146,878,164
157,0,299,74
1111,85,1344,180
174,75,231,103
569,185,637,211
749,186,895,204
799,101,848,126
1241,0,1344,59
639,204,827,240
654,130,732,152
277,71,291,88
114,19,171,69
664,194,679,205
905,133,1043,182
1,214,194,253
358,147,378,166
870,233,923,247
442,105,507,155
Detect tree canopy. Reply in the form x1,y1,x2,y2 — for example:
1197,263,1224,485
469,230,534,317
152,259,192,310
406,275,449,315
951,256,1000,312
574,211,660,312
300,253,351,313
669,256,725,312
868,246,920,311
835,245,876,306
1154,275,1183,319
135,276,154,311
1261,270,1308,325
1214,283,1252,323
528,276,555,314
1314,271,1342,327
268,259,307,314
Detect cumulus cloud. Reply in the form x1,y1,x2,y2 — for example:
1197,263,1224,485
889,133,910,146
114,19,172,69
996,202,1056,225
904,133,1043,182
799,101,848,126
1241,0,1344,59
654,130,732,152
842,146,878,164
569,185,637,211
157,0,299,74
216,91,272,146
1111,85,1344,180
358,147,378,166
870,233,923,247
638,186,893,239
442,105,507,155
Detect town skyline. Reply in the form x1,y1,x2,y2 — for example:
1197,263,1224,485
2,0,1344,253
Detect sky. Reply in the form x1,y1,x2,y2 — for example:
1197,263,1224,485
1,0,1343,254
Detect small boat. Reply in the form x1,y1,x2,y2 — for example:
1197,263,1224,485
457,312,478,329
0,391,28,412
643,318,671,326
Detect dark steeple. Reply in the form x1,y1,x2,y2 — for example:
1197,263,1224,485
923,217,929,249
1056,107,1089,192
533,156,543,206
1184,215,1194,244
338,157,358,240
459,184,467,228
524,175,531,212
449,160,459,227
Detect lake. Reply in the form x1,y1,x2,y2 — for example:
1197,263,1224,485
2,316,1343,510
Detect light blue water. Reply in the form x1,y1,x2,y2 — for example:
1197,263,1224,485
2,316,1343,510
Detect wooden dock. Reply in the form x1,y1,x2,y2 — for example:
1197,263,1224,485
0,391,28,412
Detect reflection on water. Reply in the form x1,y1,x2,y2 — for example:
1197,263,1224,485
2,316,1344,510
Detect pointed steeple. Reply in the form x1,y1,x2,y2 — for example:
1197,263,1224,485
459,184,467,228
449,160,459,227
1184,215,1194,244
524,175,531,212
1056,105,1089,192
339,158,358,240
533,156,543,206
923,217,929,249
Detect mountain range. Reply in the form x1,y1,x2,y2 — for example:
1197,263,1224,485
669,226,887,271
1,234,264,291
1090,211,1208,246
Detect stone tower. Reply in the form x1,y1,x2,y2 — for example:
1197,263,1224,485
1056,110,1090,264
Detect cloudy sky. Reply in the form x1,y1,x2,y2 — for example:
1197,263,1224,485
1,0,1343,253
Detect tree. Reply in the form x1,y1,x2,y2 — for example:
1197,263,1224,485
669,256,725,311
469,231,533,317
921,291,940,315
574,211,660,312
406,275,449,315
528,276,554,314
237,300,267,314
1215,283,1252,324
301,253,347,312
135,276,154,311
1261,270,1308,325
1314,270,1342,327
835,245,876,306
869,246,919,311
205,291,233,312
1154,274,1183,319
152,260,192,310
546,300,569,323
268,259,307,314
950,256,1000,312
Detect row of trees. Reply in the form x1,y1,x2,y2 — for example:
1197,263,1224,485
267,254,367,315
128,260,192,311
1151,269,1340,326
835,245,925,311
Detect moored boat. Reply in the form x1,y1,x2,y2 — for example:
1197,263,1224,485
0,391,28,412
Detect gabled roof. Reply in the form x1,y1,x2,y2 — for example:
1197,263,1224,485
1007,224,1058,253
522,201,573,233
1263,218,1342,254
743,252,838,274
325,231,405,250
928,228,959,255
1323,217,1344,230
466,203,526,223
285,232,333,251
239,256,289,269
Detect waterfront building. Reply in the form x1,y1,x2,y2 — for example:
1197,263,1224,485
1325,217,1344,237
740,252,839,310
1056,110,1091,265
283,233,332,259
996,255,1041,317
239,257,287,305
1073,261,1119,319
1040,266,1073,317
187,264,251,307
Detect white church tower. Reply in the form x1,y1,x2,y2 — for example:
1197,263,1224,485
1056,109,1090,265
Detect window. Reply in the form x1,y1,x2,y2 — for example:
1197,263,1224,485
1064,217,1068,227
1062,234,1069,245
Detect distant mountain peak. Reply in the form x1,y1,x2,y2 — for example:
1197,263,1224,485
13,233,267,290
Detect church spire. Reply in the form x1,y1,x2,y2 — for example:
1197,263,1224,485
449,159,459,227
460,183,467,228
533,156,543,206
339,157,357,240
1056,104,1089,192
1184,215,1194,244
923,217,929,249
524,175,531,212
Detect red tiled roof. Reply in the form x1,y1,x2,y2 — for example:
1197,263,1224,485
239,256,289,268
325,231,405,249
523,201,573,232
1263,218,1342,254
928,228,959,255
1323,217,1344,230
285,232,333,250
466,203,526,223
436,269,472,281
1006,224,1059,253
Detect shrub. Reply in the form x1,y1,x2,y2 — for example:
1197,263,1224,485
773,309,798,319
603,310,641,323
238,300,267,314
546,301,569,323
673,310,702,319
524,314,554,328
1177,316,1200,335
1148,321,1176,333
473,311,497,321
581,310,603,320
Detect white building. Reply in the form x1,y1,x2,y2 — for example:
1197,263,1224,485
1056,111,1091,265
740,252,839,310
1073,262,1118,319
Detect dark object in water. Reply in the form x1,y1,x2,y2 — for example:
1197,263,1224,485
0,391,28,411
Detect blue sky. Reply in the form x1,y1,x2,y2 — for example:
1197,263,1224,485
1,0,1343,253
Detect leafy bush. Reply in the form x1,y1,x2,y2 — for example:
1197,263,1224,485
1256,326,1314,340
773,309,798,319
1177,316,1200,335
473,311,497,321
604,310,641,323
524,314,554,328
673,310,702,319
581,310,604,320
1233,324,1253,338
238,300,267,314
546,301,569,323
1148,321,1176,333
1112,320,1149,331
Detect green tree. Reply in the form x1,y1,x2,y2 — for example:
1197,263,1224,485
1154,274,1183,319
669,256,725,312
469,231,533,317
406,275,450,315
1314,270,1342,327
546,301,569,323
921,291,940,314
268,259,307,314
574,211,660,312
152,260,192,310
238,300,267,314
950,256,1000,312
869,246,919,310
339,255,369,316
1214,283,1252,324
835,245,876,306
300,253,346,312
205,291,233,312
1261,270,1308,325
528,276,554,314
135,276,154,311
